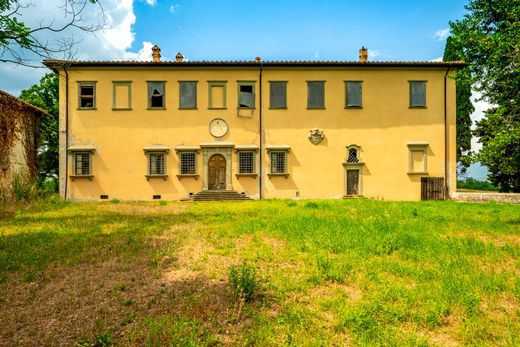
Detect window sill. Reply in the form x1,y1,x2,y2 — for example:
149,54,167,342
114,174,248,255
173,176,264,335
178,107,198,110
267,173,289,179
345,106,363,109
112,108,132,111
409,106,427,109
77,108,97,110
237,107,256,110
407,172,429,175
236,173,258,179
268,107,288,110
307,107,326,110
177,174,199,180
343,161,365,166
70,174,94,181
146,174,168,180
208,107,227,110
147,107,166,110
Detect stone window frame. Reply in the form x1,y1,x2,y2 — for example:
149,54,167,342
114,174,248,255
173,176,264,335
175,146,200,179
147,80,166,110
178,80,198,110
208,80,227,110
112,81,132,110
77,81,97,110
407,142,429,175
144,146,169,180
307,80,326,109
345,80,363,108
266,145,291,178
343,144,365,197
68,146,95,180
234,145,259,179
409,80,427,108
237,80,256,109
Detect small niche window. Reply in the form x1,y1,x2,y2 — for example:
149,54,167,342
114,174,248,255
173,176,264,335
409,81,427,108
112,81,131,110
73,152,92,176
180,152,197,175
238,81,255,109
78,82,96,109
269,81,287,109
347,148,359,163
238,151,255,174
407,143,429,174
148,81,165,109
179,81,197,109
307,81,325,109
208,81,227,109
345,81,362,108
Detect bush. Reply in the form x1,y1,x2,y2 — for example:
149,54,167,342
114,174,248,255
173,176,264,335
457,177,498,191
229,261,258,302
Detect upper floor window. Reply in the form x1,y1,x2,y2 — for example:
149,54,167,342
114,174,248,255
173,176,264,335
78,81,96,109
238,81,255,109
208,81,227,109
345,81,362,108
147,81,165,109
409,81,427,108
269,81,287,109
179,81,197,109
307,81,325,109
112,81,131,110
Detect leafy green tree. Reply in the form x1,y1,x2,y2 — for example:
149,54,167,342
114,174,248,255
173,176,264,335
1,0,103,67
450,0,520,192
19,73,58,185
443,36,474,173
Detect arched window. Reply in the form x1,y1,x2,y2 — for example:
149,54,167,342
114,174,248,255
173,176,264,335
347,148,359,163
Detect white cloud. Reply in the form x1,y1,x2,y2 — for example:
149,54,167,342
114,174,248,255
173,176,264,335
430,57,443,62
145,0,157,6
169,4,180,13
313,51,320,59
368,49,380,60
434,28,450,41
124,41,155,61
470,91,493,152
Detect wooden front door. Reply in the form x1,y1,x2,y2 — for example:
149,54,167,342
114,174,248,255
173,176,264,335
208,154,226,190
346,169,360,196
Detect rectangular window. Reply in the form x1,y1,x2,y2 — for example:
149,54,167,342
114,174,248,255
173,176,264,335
147,81,165,109
238,151,255,174
179,81,197,109
73,152,92,176
208,81,226,109
180,152,196,175
270,151,287,174
346,81,362,108
238,82,255,108
78,82,96,109
307,81,325,109
407,143,428,174
269,81,287,108
112,81,131,109
410,81,426,107
147,152,166,176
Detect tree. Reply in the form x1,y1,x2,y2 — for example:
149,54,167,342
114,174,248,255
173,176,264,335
0,0,104,67
450,0,520,192
443,36,474,174
19,73,59,184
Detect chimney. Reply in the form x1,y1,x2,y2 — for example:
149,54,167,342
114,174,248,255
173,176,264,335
151,45,161,63
255,56,261,63
176,52,184,62
359,46,368,63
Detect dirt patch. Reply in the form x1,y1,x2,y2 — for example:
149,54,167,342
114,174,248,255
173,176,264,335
97,203,189,216
427,313,462,347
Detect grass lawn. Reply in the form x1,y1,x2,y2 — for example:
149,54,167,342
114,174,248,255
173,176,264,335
0,199,519,346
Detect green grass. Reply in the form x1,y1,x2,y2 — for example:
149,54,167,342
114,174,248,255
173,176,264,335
0,199,519,346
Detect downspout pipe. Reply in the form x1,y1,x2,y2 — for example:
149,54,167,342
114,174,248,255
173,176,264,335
443,64,451,198
258,61,264,199
63,66,69,200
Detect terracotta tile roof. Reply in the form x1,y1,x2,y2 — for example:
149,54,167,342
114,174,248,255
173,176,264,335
0,89,51,116
43,59,466,69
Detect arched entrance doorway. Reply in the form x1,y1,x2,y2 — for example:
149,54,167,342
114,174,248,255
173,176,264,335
208,154,226,190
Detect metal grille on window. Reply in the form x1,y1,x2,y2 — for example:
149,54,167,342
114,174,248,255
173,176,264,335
308,81,324,108
238,151,254,174
80,85,94,108
180,82,196,108
148,153,165,175
347,148,359,163
180,152,196,174
270,82,287,108
75,153,90,175
271,152,286,174
239,85,254,108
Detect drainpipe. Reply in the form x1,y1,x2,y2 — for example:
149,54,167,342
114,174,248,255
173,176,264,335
63,66,69,200
443,64,451,199
258,61,264,199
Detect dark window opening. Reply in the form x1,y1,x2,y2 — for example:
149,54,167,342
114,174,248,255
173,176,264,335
347,148,359,163
239,84,254,108
79,85,95,108
151,89,164,108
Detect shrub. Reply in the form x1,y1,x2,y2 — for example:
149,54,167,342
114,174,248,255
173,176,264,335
229,261,258,302
303,201,319,208
457,177,498,191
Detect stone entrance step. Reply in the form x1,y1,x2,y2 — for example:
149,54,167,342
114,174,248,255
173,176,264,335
190,190,252,201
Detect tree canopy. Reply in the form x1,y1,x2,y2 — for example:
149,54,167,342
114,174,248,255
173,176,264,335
450,0,520,192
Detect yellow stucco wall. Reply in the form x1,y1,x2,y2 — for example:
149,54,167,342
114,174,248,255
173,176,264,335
56,65,457,201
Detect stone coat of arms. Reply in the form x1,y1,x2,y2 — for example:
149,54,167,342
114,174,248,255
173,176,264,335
308,128,324,145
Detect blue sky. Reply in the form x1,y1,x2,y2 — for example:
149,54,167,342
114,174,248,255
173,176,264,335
131,0,467,62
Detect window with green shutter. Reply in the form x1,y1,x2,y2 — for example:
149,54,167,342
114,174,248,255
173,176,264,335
179,81,197,109
345,81,362,108
269,81,287,109
307,81,325,109
409,81,427,108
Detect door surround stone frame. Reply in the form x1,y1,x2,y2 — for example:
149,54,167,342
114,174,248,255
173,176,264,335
201,142,234,191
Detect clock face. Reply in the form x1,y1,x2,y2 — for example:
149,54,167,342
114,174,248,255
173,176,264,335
209,118,228,138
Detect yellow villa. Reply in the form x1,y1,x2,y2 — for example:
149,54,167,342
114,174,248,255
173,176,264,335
43,47,464,201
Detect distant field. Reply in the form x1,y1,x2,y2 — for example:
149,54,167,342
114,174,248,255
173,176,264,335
0,199,519,346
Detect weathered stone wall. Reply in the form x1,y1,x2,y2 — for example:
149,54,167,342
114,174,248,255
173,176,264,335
451,192,520,204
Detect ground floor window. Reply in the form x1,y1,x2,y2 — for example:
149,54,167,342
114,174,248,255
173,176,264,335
238,151,255,174
270,151,287,174
73,152,92,176
147,152,166,176
180,152,197,175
